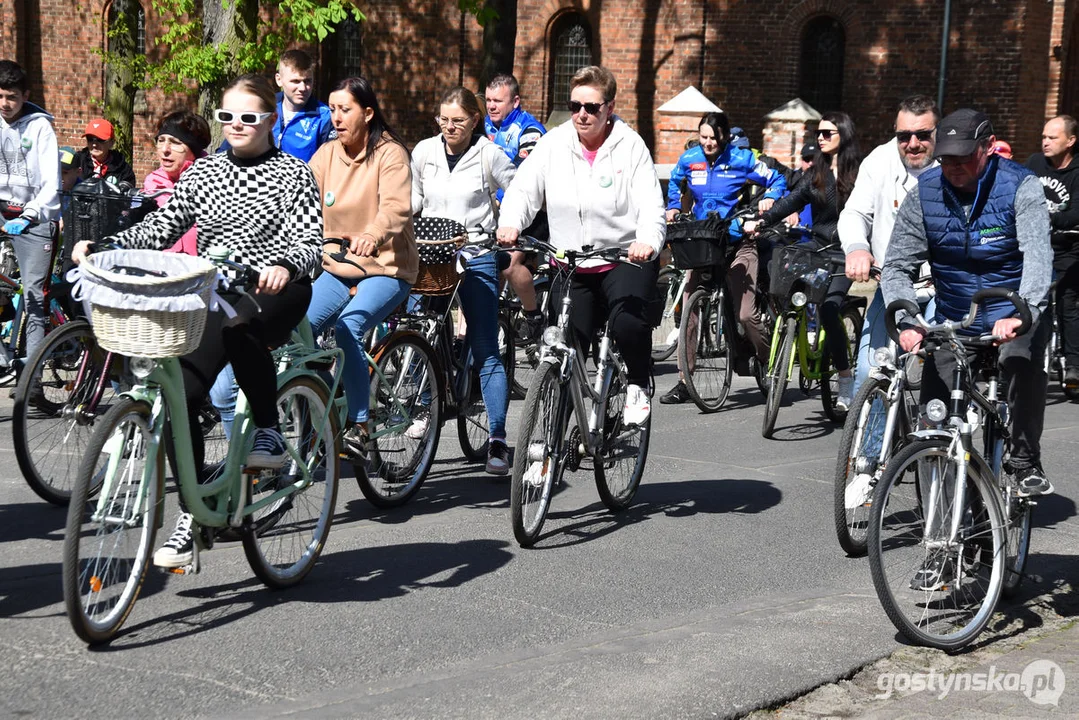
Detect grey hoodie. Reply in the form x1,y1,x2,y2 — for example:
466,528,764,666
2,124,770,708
0,101,61,223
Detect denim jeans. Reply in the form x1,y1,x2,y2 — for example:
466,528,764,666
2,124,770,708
457,252,507,439
11,222,54,362
307,271,410,424
209,363,236,439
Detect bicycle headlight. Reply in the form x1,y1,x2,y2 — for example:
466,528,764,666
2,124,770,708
925,398,948,423
129,356,156,379
873,347,894,367
791,291,808,308
541,326,563,347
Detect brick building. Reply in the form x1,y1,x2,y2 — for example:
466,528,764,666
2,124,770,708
2,0,1076,179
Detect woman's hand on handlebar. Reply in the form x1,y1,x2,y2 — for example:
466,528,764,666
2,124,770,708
496,226,520,247
742,219,760,236
627,241,655,263
71,240,92,265
257,265,290,295
665,208,680,222
845,249,876,282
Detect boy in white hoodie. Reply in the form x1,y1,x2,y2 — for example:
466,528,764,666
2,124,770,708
0,59,60,365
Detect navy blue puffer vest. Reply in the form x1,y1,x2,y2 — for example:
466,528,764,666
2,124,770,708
919,155,1032,334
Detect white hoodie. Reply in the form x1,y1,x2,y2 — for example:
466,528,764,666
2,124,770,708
0,101,60,223
499,118,666,260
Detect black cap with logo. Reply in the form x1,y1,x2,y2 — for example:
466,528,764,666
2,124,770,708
934,108,994,158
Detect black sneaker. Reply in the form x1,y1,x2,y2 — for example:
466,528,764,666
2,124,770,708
246,427,288,470
1065,367,1079,390
910,554,955,591
1015,465,1054,497
342,423,369,460
154,513,195,568
486,439,510,476
660,381,690,405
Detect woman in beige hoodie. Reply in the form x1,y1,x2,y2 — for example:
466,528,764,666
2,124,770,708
306,76,418,457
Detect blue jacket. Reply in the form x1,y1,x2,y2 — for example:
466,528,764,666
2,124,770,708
485,106,546,167
667,145,787,236
220,93,335,160
920,155,1032,334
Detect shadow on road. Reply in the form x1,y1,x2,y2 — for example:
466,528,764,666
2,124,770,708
95,539,513,651
0,500,67,544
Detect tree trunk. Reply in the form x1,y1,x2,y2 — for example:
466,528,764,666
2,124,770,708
104,0,139,163
480,0,517,90
198,0,260,150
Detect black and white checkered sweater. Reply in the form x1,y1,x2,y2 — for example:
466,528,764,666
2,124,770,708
110,148,323,279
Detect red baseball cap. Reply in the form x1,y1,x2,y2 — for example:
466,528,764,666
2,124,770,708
84,118,114,141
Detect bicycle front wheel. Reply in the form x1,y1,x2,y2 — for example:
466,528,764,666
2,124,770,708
243,375,339,589
867,439,1006,651
62,398,163,645
510,360,564,547
594,369,651,512
651,265,680,361
15,320,119,505
762,317,796,438
679,287,733,412
834,375,892,556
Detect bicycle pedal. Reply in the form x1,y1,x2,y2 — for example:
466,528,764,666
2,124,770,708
163,563,199,576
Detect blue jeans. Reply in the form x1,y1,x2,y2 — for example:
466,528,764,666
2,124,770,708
457,252,507,440
209,364,237,439
307,272,411,423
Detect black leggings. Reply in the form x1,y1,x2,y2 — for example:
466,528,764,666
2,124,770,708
550,260,658,387
181,276,312,479
806,244,852,373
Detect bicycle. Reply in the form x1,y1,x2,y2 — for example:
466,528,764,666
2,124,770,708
652,259,687,362
62,249,342,645
1044,282,1079,400
509,239,652,547
866,289,1035,650
503,251,552,399
760,231,863,438
0,222,70,374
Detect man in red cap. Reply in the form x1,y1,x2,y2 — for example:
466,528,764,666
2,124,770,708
73,117,136,187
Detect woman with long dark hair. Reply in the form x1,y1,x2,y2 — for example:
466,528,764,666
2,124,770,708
747,111,863,408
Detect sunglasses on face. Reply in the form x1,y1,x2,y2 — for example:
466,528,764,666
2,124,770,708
214,109,273,126
817,129,837,140
895,129,934,144
567,100,607,116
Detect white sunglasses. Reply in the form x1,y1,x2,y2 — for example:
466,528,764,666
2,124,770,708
214,109,273,126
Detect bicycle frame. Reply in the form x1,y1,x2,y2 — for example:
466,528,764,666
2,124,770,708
767,304,829,381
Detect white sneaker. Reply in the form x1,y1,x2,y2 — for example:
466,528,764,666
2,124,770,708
154,513,195,568
845,473,874,510
622,384,651,426
404,409,431,440
836,375,855,411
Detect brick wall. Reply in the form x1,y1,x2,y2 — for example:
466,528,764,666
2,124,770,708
2,0,1073,181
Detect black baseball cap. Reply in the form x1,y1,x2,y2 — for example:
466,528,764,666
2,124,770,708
934,108,993,158
800,143,818,160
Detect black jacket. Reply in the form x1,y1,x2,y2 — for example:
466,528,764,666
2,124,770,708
74,148,137,188
1026,153,1079,259
761,167,840,241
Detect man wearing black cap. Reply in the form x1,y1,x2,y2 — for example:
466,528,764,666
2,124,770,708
882,108,1054,498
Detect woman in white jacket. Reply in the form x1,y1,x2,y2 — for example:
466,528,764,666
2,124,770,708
496,65,666,425
412,86,516,475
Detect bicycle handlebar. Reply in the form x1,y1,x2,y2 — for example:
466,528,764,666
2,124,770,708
884,287,1032,345
323,236,373,275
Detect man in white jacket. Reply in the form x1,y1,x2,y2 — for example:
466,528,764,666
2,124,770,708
838,94,939,395
0,60,60,367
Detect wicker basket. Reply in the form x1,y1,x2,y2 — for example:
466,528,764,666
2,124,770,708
413,216,467,296
78,250,219,358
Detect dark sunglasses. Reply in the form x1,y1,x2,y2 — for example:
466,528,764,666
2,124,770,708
895,129,934,144
213,109,273,126
816,129,836,140
567,100,607,116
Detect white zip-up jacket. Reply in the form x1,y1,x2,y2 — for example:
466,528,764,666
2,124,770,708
411,134,515,242
0,101,60,223
499,118,666,260
838,138,936,262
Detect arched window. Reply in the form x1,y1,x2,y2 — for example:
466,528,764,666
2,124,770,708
321,14,363,92
798,15,845,113
107,0,145,56
549,13,594,110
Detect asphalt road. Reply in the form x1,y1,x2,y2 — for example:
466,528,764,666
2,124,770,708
2,363,1077,720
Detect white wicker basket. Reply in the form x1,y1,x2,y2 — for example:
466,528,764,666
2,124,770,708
78,250,219,358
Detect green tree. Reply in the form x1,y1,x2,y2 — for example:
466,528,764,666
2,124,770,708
103,0,142,161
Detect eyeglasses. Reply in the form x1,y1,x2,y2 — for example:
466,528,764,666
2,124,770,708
214,109,273,126
939,152,979,166
567,100,607,116
895,129,934,144
817,129,836,140
436,116,473,129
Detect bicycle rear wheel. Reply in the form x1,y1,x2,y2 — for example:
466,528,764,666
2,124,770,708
834,375,892,556
62,398,163,645
14,320,120,505
510,360,564,547
594,368,651,511
867,439,1005,651
362,333,441,507
679,287,733,412
1001,472,1033,598
762,317,796,438
458,368,490,462
651,265,680,361
243,375,339,589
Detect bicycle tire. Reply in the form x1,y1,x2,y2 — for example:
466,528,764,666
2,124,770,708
456,317,510,462
510,360,564,547
820,304,862,423
833,375,891,556
14,320,118,505
651,265,680,362
594,368,651,511
62,398,163,645
243,375,339,589
361,332,442,508
867,438,1005,651
511,281,549,400
679,287,733,413
762,317,796,438
1001,474,1033,598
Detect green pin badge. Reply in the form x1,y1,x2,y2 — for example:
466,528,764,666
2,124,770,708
598,175,612,188
21,137,32,151
325,190,336,206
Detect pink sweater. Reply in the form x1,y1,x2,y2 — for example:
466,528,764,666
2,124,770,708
142,164,198,255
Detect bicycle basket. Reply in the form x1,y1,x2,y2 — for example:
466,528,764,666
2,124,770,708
665,215,727,269
769,244,834,305
61,180,132,246
413,216,466,296
75,249,219,358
